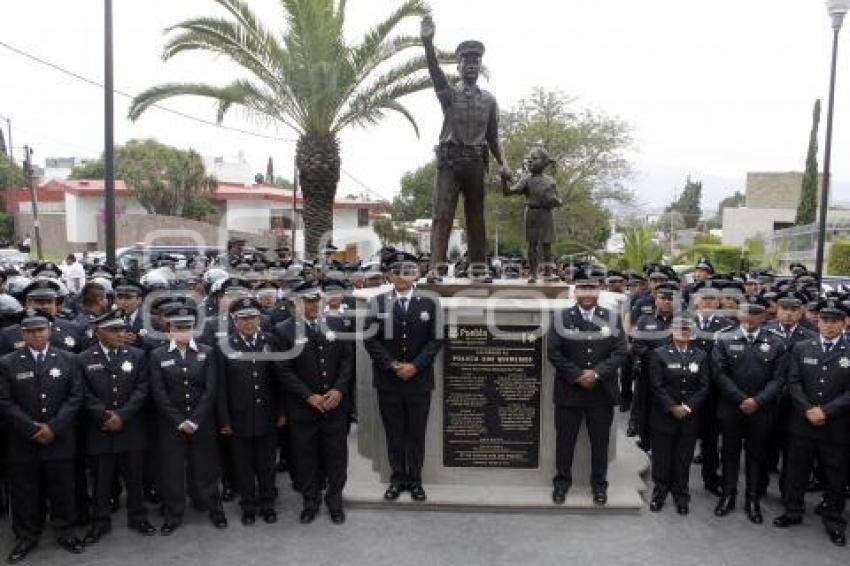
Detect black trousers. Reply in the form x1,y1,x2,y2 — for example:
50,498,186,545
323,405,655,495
290,412,348,511
74,424,90,520
91,451,147,528
158,426,223,522
218,435,236,492
629,361,652,449
651,418,700,505
620,353,635,405
554,405,614,490
232,434,277,513
142,410,161,497
783,435,848,533
431,161,486,266
377,390,431,486
699,387,721,487
719,407,774,497
8,459,76,542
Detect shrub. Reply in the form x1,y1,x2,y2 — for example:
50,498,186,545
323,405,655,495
827,240,850,275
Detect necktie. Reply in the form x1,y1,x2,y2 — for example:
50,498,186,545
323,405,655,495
701,319,708,331
825,341,834,353
399,298,408,312
308,321,318,334
36,352,45,367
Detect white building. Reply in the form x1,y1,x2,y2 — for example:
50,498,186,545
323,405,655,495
43,157,94,181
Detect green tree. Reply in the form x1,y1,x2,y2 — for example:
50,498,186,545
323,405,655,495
620,226,662,271
796,99,821,225
372,216,417,250
273,176,293,189
718,190,745,213
70,139,217,217
393,161,437,221
129,0,455,257
665,176,702,229
0,155,25,211
0,129,6,157
490,88,633,255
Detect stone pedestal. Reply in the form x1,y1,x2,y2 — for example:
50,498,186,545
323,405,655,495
346,283,647,513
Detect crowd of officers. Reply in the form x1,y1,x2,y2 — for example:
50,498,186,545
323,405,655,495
0,241,847,561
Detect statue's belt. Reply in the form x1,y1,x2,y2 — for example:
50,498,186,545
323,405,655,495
435,143,488,165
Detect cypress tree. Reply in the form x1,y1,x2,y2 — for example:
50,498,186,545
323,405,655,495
796,99,821,225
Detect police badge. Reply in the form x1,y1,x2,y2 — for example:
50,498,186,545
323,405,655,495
49,367,62,378
688,362,699,373
419,311,430,322
63,335,76,348
600,326,611,337
759,343,770,353
840,357,850,369
121,360,133,373
325,331,337,342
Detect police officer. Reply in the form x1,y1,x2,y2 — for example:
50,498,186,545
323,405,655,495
0,309,85,563
0,279,83,356
713,297,785,523
648,316,709,515
79,309,156,544
774,298,850,547
630,282,678,451
276,281,352,524
364,252,443,502
217,297,283,526
148,303,227,535
548,273,627,505
112,277,148,349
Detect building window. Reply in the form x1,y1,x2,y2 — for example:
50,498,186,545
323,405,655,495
357,208,369,227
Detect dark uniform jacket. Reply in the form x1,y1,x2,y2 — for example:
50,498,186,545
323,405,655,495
632,312,674,361
0,318,83,356
275,316,353,423
80,344,148,455
712,328,786,413
649,344,710,432
0,346,83,463
765,322,817,349
364,290,443,394
691,314,737,354
148,341,219,438
786,337,850,445
547,304,627,407
216,331,281,437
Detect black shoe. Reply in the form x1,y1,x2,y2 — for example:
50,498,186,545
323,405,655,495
7,540,37,564
773,514,802,528
241,511,256,526
552,486,568,505
260,509,277,524
83,526,109,545
625,423,637,437
129,520,157,536
676,504,689,516
714,495,736,517
160,520,181,536
410,485,427,502
221,487,235,503
693,453,704,465
745,499,763,524
593,489,607,506
299,508,318,524
329,508,346,525
56,538,85,555
649,498,664,512
383,484,402,501
828,530,847,547
814,499,827,516
210,512,228,529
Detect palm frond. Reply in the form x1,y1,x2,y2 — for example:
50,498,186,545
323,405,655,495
333,75,436,136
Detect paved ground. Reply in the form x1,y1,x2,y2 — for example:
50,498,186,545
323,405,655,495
1,426,847,566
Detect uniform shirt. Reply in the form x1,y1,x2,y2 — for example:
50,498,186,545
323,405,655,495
434,82,500,148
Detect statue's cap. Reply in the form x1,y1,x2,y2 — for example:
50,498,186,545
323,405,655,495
456,40,485,58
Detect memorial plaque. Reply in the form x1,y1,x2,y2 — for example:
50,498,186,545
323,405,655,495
443,325,542,468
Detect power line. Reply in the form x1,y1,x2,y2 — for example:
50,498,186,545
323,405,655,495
0,39,299,143
340,167,391,202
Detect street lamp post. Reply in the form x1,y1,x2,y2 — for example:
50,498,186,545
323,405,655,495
103,0,116,269
815,0,850,279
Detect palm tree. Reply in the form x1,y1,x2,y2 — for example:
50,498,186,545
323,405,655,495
129,0,456,257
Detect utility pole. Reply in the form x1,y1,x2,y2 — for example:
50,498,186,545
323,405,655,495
103,0,116,268
291,154,298,258
23,145,43,260
0,115,12,163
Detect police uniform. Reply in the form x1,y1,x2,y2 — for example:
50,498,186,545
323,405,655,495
79,310,153,540
364,271,443,499
148,305,225,532
630,309,674,451
216,298,281,522
776,313,850,544
0,311,84,558
712,323,785,519
276,296,352,520
547,289,627,502
648,335,709,511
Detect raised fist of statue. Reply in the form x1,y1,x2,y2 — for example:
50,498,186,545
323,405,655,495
421,14,435,42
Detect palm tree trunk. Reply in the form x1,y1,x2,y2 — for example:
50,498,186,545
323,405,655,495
296,132,340,258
